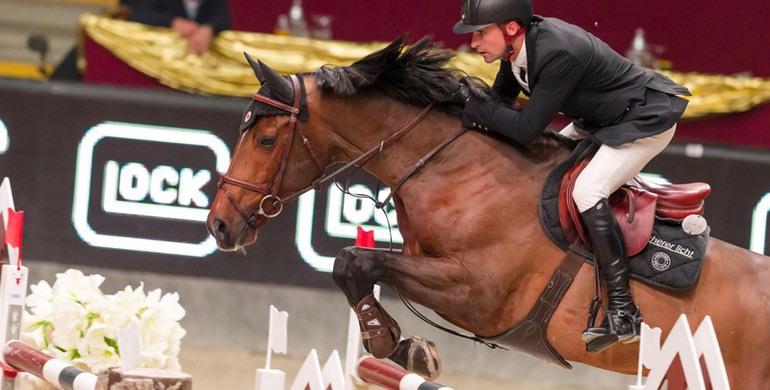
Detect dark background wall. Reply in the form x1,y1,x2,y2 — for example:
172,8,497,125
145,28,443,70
1,78,770,289
227,0,769,78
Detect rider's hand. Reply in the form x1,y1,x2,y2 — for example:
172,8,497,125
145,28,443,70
447,80,470,105
461,95,492,133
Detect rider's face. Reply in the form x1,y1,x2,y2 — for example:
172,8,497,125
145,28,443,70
470,24,506,63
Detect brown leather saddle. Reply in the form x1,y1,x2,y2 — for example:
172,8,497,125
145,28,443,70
558,156,711,254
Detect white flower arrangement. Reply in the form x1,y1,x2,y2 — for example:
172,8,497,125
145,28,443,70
21,269,186,373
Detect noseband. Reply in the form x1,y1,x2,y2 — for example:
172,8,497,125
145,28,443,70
218,74,459,231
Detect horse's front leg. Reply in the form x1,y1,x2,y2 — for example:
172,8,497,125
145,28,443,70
332,246,477,379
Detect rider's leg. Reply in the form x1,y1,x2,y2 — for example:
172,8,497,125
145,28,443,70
579,198,640,345
572,126,675,350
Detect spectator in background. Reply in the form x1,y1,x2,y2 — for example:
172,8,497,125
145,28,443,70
130,0,232,55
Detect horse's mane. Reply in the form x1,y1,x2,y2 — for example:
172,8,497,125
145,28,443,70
313,36,492,112
313,35,568,155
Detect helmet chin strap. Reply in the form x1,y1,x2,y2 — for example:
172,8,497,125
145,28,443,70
500,24,526,62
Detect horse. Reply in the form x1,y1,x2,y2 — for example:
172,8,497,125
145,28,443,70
206,37,770,388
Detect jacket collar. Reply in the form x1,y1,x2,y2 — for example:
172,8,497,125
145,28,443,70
523,16,543,85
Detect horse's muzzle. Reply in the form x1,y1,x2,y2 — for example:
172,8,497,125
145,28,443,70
206,214,258,251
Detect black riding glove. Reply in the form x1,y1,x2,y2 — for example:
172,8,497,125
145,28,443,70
446,80,470,105
461,95,494,133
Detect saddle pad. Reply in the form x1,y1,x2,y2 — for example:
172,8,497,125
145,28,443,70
629,218,709,290
539,139,709,291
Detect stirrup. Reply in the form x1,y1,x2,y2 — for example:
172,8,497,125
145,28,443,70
586,314,641,353
585,318,639,353
582,297,641,351
581,296,606,343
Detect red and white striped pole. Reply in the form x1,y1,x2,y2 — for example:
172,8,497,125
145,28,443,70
3,340,98,390
357,357,456,390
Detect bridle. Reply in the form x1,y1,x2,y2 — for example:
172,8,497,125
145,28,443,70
218,74,467,230
218,75,318,229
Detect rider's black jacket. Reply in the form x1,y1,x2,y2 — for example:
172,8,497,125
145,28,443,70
462,16,690,146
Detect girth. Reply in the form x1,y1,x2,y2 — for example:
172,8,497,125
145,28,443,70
476,250,584,369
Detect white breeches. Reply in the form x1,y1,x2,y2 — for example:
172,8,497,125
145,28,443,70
559,123,677,213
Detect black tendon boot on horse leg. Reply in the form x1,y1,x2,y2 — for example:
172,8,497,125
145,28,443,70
332,247,401,358
580,198,642,352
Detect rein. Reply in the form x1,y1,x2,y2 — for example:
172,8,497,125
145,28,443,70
285,101,436,207
217,75,441,230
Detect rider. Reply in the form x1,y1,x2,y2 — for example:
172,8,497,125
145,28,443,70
453,0,691,351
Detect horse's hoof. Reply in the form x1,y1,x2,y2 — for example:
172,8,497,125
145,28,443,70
405,337,441,380
388,337,442,381
355,294,401,359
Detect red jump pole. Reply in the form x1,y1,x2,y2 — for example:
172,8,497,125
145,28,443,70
357,356,455,390
3,340,98,390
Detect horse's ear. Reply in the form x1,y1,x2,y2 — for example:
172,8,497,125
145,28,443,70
257,59,295,104
244,52,266,84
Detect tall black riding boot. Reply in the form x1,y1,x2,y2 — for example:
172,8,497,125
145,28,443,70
580,198,642,352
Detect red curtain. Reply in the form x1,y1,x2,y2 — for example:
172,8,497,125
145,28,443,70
228,0,768,78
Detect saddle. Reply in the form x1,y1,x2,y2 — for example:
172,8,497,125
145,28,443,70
558,156,711,256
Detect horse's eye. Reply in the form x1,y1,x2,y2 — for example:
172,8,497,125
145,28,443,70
257,135,276,148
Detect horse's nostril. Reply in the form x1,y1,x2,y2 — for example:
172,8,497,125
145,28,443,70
212,218,228,237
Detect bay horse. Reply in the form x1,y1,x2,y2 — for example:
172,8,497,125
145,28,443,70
206,37,770,387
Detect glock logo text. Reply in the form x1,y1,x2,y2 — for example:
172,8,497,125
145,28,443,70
72,122,230,257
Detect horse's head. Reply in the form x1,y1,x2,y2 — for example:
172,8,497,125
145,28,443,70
207,55,323,250
207,36,500,251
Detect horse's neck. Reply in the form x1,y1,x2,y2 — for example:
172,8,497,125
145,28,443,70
400,131,567,202
323,97,453,185
322,95,568,193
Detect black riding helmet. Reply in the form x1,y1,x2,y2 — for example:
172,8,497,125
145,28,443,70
452,0,533,34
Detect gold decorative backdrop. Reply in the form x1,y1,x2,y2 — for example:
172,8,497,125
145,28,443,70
80,14,770,119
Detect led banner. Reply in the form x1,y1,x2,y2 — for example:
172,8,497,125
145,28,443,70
0,79,330,289
0,78,768,289
72,122,230,257
295,174,402,273
0,118,8,155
